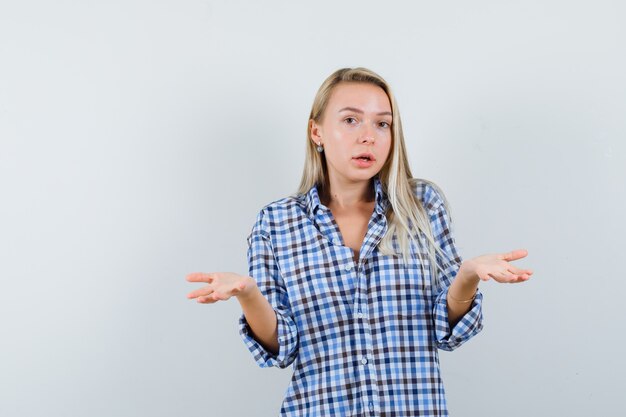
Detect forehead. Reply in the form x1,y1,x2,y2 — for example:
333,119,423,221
327,82,391,113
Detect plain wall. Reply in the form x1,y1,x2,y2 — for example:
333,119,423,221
1,1,625,415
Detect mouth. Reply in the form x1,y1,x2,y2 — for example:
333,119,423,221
352,153,376,162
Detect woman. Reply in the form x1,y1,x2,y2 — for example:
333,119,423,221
186,67,533,416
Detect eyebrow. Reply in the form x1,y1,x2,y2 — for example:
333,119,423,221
338,107,392,116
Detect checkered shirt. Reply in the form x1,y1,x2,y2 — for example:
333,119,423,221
239,176,484,416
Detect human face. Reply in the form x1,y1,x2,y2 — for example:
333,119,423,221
311,82,392,185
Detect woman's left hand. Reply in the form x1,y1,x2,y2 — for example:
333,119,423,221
463,249,533,284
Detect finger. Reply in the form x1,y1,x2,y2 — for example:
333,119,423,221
197,295,218,304
507,265,532,276
507,271,532,283
187,287,214,299
186,273,215,283
489,270,517,283
500,249,528,262
510,274,531,284
486,273,500,281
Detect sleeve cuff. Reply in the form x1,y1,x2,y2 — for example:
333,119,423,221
238,309,299,369
434,287,484,351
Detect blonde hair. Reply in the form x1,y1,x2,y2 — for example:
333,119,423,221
296,67,457,288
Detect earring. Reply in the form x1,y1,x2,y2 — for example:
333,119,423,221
316,142,324,153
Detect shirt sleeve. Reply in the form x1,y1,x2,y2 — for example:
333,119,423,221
238,209,299,369
428,189,484,351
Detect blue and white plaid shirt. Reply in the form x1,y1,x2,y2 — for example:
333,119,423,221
239,176,483,416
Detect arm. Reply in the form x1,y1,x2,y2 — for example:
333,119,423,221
428,192,533,350
447,252,533,328
428,188,484,351
186,271,278,357
186,209,300,368
237,210,299,368
186,267,296,367
235,279,279,355
446,264,480,328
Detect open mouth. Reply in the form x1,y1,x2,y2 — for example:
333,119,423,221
353,153,376,162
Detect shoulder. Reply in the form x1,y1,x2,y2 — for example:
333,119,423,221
249,193,308,238
409,177,449,216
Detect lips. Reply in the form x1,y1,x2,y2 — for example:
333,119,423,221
352,152,376,162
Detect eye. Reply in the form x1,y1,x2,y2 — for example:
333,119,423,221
344,117,357,124
379,121,391,128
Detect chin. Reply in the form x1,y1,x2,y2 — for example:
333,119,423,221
350,170,380,181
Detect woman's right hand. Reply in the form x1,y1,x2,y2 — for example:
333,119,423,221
186,272,256,304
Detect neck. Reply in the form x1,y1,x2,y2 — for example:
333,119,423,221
321,175,375,210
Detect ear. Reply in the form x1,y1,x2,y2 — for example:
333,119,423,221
309,119,322,144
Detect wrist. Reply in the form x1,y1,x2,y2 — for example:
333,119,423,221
458,261,480,286
236,276,259,302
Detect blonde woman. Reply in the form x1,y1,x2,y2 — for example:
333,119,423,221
186,67,533,416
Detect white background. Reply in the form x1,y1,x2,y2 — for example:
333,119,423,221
1,1,625,415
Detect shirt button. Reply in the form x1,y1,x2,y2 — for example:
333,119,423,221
361,356,368,365
357,311,364,319
345,264,352,272
369,402,374,412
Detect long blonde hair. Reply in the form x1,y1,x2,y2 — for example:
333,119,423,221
296,67,457,288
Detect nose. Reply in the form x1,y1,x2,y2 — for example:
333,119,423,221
358,125,376,144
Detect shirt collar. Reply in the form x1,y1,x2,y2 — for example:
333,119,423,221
305,176,389,218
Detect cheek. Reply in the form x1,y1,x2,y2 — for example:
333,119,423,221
327,138,351,155
323,142,344,163
380,138,392,159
